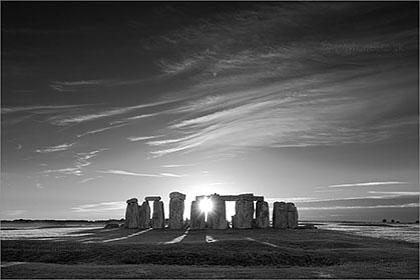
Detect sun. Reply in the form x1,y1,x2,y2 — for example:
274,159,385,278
199,197,214,215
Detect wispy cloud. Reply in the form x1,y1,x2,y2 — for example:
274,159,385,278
50,100,174,126
35,143,75,153
98,169,187,178
1,105,88,114
161,164,193,168
110,113,158,125
147,68,417,157
327,181,408,188
142,3,418,158
127,135,162,142
292,192,419,212
72,201,126,213
265,191,419,209
368,191,419,196
77,124,127,138
299,203,420,211
50,79,111,92
80,177,97,184
49,73,176,92
98,170,161,177
159,172,188,178
42,149,107,176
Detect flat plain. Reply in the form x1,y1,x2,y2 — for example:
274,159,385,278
1,227,419,279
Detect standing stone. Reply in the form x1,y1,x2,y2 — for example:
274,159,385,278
145,196,161,202
256,200,270,228
207,195,228,229
169,191,186,229
124,198,140,228
287,202,298,229
138,201,151,229
232,199,254,229
151,200,165,229
190,200,205,229
273,201,288,229
238,193,255,201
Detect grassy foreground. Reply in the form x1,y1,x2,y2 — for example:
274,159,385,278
1,228,419,278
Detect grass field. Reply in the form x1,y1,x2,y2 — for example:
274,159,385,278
1,227,419,278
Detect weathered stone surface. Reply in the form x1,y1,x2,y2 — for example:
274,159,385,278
195,195,207,201
169,192,185,229
196,194,264,202
145,196,161,201
126,198,138,204
190,200,205,229
222,195,264,201
232,199,254,229
207,195,228,229
287,202,298,229
273,201,288,229
238,193,255,201
170,191,186,200
139,201,151,229
151,200,165,229
124,198,140,228
256,200,270,228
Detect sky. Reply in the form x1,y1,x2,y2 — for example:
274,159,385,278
1,2,419,222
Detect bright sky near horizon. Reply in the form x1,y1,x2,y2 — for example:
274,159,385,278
1,2,419,222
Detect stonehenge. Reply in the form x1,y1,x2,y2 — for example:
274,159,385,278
169,191,186,229
286,202,299,229
145,196,161,201
272,201,298,229
190,200,205,229
124,198,140,228
273,202,288,229
124,196,160,229
151,200,165,229
138,201,151,229
256,200,270,228
124,192,299,230
207,195,228,229
232,199,254,229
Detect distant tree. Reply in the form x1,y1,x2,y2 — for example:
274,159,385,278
391,219,395,223
396,221,400,223
382,219,387,223
416,220,419,224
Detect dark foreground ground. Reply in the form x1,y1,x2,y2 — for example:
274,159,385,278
1,227,419,279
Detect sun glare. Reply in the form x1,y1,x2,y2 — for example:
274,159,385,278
199,197,214,215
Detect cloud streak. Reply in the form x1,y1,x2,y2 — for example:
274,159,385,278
127,135,162,142
1,105,88,114
368,191,419,196
36,143,75,153
159,172,188,178
51,100,176,126
98,170,188,178
50,79,112,92
110,113,157,125
299,203,419,211
141,3,418,158
327,181,408,188
77,124,127,138
42,149,107,176
98,170,161,177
